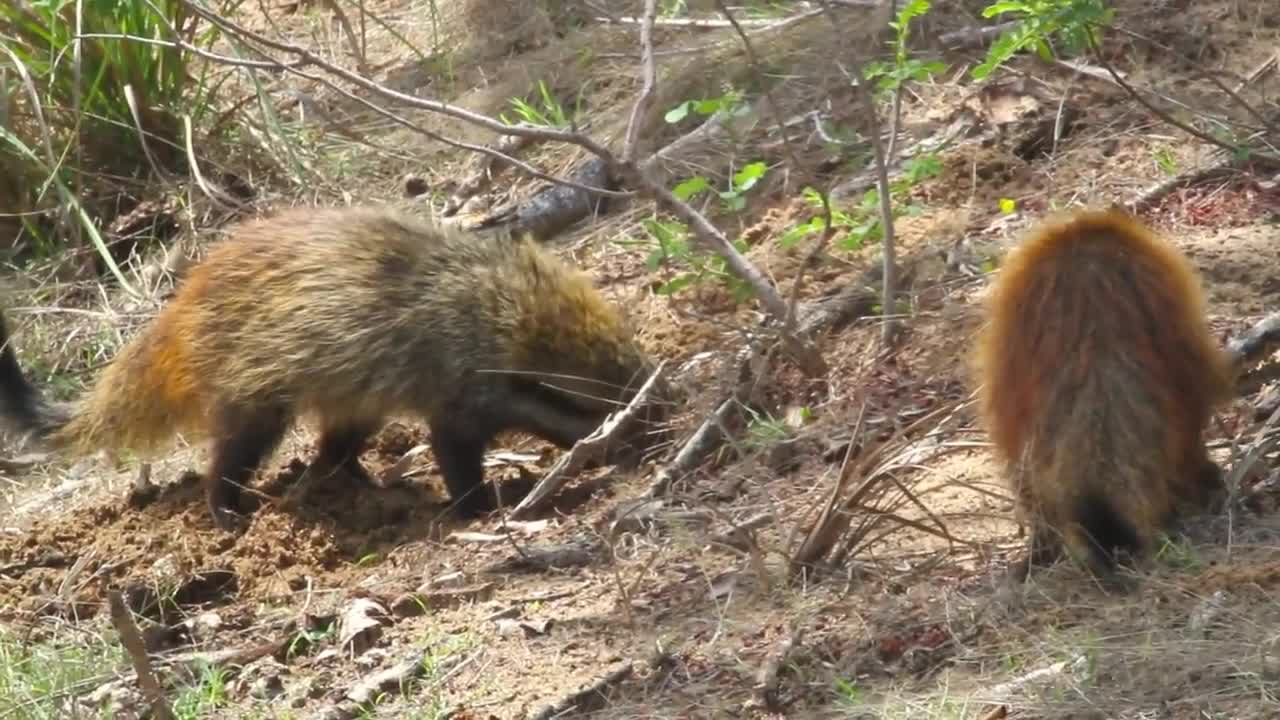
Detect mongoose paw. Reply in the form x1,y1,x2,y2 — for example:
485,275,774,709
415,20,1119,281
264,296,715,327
208,503,248,532
451,490,496,519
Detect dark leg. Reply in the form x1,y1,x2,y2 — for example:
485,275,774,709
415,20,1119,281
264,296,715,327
1191,456,1227,512
205,403,290,531
314,419,380,485
428,421,496,517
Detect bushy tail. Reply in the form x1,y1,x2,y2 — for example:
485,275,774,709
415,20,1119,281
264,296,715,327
0,307,203,458
0,311,72,442
1073,491,1142,573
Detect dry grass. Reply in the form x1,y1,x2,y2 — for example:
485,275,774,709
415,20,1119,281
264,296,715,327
1,0,1279,717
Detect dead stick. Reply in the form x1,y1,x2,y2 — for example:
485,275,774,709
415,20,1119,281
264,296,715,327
1227,310,1280,367
107,591,175,720
509,362,668,519
748,623,804,713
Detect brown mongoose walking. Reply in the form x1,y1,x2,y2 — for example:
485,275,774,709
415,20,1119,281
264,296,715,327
0,206,666,530
971,209,1234,574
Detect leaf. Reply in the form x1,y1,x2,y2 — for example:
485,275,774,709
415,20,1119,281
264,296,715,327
664,101,691,124
999,197,1017,214
673,175,711,201
658,274,698,296
983,1,1031,18
645,248,665,271
1034,38,1055,62
694,98,725,115
733,161,768,192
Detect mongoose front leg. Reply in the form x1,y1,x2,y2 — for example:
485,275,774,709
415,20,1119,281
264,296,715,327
428,421,496,517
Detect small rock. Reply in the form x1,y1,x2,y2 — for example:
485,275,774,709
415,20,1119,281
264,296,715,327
81,680,144,719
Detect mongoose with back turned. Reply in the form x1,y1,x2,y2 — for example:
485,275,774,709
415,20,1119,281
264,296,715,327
0,205,667,530
970,209,1234,575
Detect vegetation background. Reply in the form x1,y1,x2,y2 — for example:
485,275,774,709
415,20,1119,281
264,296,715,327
1,0,1280,717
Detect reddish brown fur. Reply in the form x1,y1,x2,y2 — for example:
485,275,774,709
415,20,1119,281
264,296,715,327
0,206,665,530
972,210,1234,572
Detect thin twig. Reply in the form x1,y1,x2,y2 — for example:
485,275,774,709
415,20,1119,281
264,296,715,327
622,0,659,162
509,363,668,520
714,0,799,172
108,591,175,720
1086,31,1268,161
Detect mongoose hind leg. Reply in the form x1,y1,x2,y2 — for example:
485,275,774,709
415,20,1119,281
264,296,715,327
206,403,291,530
1189,455,1227,513
313,419,381,486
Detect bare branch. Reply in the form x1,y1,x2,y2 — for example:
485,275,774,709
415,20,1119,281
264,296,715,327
713,0,799,172
622,0,659,162
509,362,668,520
172,0,613,153
105,20,631,200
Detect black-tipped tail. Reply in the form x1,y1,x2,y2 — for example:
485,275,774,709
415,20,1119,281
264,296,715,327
0,311,63,438
1075,492,1142,573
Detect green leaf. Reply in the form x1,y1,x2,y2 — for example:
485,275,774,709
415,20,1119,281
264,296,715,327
664,101,691,124
658,274,698,295
673,175,711,201
694,98,725,115
983,2,1031,18
1034,38,1055,62
733,161,768,192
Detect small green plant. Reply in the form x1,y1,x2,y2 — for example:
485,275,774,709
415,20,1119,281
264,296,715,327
862,0,948,94
834,676,864,707
1153,534,1202,570
0,627,124,719
659,0,687,17
673,160,769,212
173,662,229,719
663,90,748,125
744,408,791,448
972,0,1115,80
1153,146,1179,175
501,80,575,129
625,217,755,302
781,154,941,253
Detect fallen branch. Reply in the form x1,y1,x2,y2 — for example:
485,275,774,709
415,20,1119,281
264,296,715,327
316,647,478,720
508,361,668,520
1123,162,1241,215
709,511,776,552
476,156,619,242
645,345,758,498
1227,310,1280,367
981,654,1086,701
938,20,1019,50
744,623,804,714
107,590,174,720
528,658,637,720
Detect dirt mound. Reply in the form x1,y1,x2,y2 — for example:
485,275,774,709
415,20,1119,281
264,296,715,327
0,422,564,624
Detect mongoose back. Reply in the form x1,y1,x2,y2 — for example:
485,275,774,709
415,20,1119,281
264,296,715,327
0,206,665,529
971,209,1234,574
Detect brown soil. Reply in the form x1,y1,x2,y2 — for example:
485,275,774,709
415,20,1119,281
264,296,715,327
3,0,1280,718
